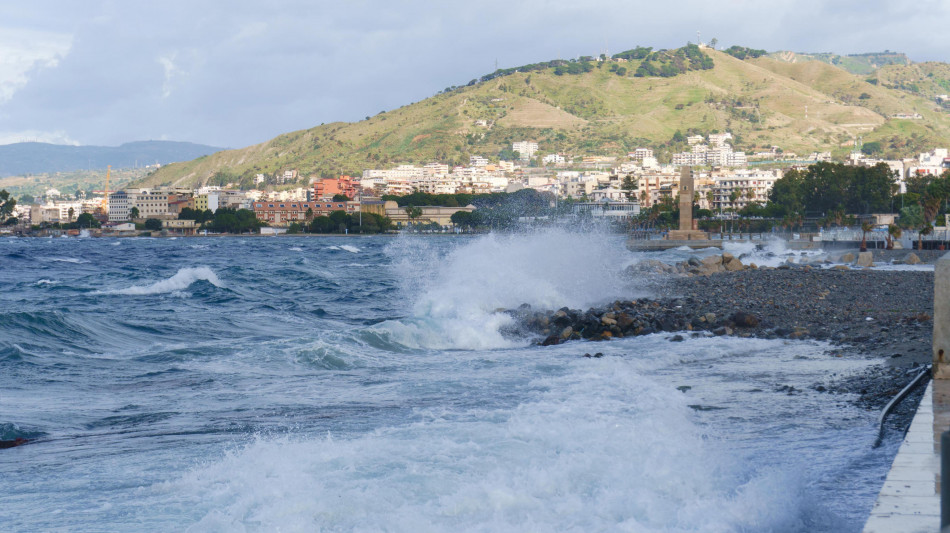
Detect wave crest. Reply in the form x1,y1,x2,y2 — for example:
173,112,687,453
101,267,224,296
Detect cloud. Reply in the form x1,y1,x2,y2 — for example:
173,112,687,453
0,28,72,103
0,129,81,145
2,1,950,148
159,54,180,99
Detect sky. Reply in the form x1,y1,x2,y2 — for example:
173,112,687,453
2,0,950,149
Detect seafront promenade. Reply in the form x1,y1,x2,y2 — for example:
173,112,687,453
864,253,950,532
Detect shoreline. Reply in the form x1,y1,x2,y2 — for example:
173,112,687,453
510,264,934,429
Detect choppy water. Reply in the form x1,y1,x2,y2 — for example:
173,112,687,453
0,231,902,531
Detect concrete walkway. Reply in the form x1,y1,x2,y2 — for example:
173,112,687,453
863,382,940,532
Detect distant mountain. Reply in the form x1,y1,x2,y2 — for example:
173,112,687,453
0,140,224,177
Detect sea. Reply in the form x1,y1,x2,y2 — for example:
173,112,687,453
0,230,911,532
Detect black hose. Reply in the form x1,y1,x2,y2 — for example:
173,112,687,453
873,364,932,448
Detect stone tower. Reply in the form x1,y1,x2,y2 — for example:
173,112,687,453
666,166,708,241
678,165,693,232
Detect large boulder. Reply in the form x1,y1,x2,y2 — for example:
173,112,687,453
629,259,677,274
840,252,855,263
905,252,921,265
724,257,745,271
730,311,759,328
856,251,874,268
701,254,722,268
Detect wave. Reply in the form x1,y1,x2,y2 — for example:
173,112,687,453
0,422,46,441
44,257,90,264
156,353,822,532
100,267,225,296
339,245,360,253
377,228,642,350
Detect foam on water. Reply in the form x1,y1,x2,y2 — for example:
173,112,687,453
45,257,89,264
100,266,224,296
339,244,360,253
379,228,641,349
153,343,826,532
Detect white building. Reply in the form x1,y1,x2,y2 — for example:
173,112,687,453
109,190,141,222
708,132,733,147
512,141,539,160
629,148,654,161
543,153,566,165
711,169,781,212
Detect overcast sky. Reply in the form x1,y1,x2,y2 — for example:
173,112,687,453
2,0,949,149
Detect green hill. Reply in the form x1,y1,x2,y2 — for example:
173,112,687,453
768,51,911,76
139,46,950,189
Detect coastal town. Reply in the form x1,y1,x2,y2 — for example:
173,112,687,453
5,132,950,237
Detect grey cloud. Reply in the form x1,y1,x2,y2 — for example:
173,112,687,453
2,0,950,147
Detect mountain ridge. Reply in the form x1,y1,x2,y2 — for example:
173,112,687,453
136,46,950,189
0,140,224,177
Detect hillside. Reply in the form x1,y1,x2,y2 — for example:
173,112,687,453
768,51,911,76
0,140,223,177
138,47,950,189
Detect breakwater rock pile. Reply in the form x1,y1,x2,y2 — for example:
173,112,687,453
506,267,934,415
508,268,934,371
508,299,762,346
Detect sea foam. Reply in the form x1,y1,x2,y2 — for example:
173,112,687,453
157,349,812,532
376,228,642,350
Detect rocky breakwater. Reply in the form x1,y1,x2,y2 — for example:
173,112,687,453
507,298,762,347
503,256,935,418
511,253,933,363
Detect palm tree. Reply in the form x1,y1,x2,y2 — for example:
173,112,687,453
859,221,873,252
129,206,140,220
886,224,902,250
405,205,422,227
67,207,75,223
918,223,933,251
728,190,740,209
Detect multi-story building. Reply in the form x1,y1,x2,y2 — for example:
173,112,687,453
312,175,359,200
708,132,733,147
711,169,781,212
629,148,654,161
251,199,360,226
167,193,194,216
109,189,141,222
135,190,170,219
512,141,538,160
424,162,449,176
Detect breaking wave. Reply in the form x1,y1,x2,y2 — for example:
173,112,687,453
100,267,225,296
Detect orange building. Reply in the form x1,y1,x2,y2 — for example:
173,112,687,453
313,175,358,200
252,200,359,226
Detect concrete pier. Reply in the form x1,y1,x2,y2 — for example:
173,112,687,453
863,382,939,532
864,252,950,532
